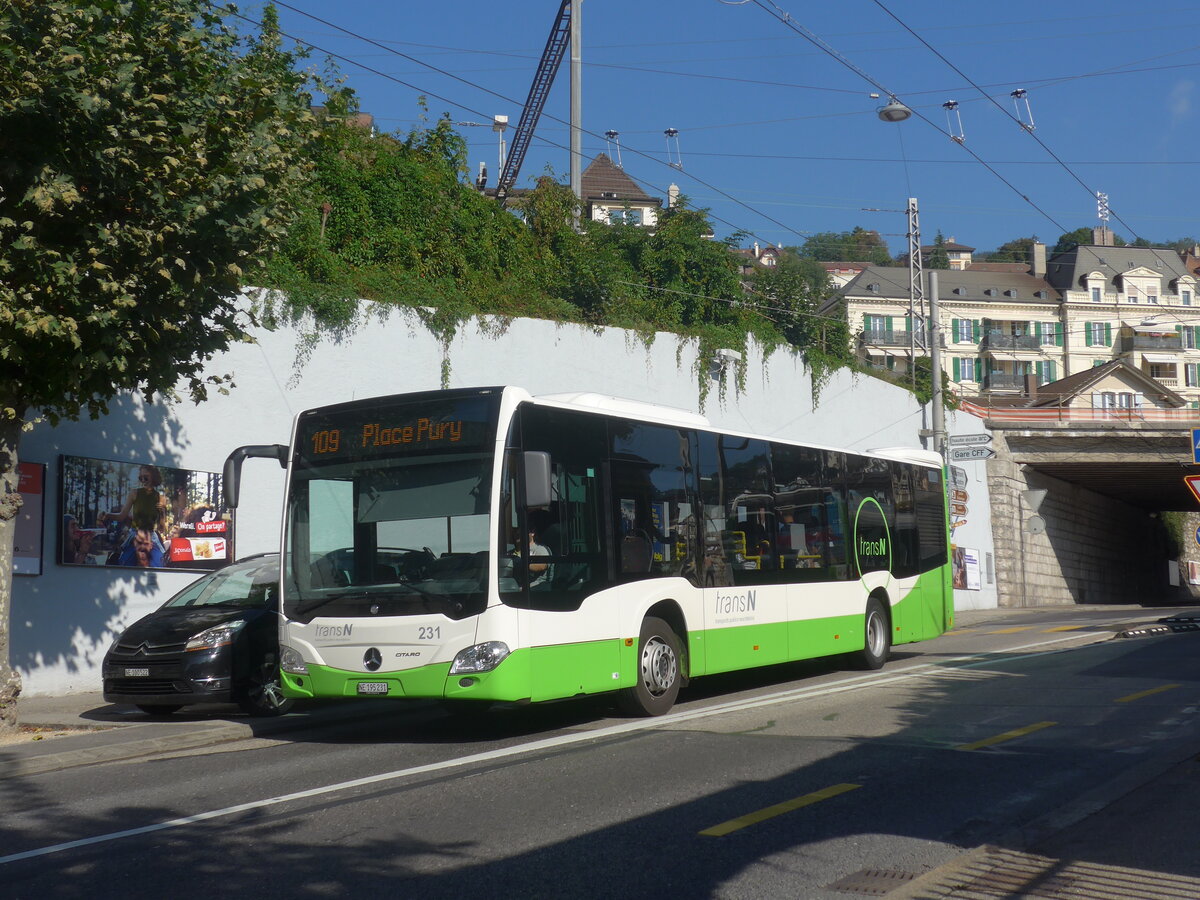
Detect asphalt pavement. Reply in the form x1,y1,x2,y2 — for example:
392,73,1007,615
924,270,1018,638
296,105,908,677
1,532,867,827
6,603,1200,898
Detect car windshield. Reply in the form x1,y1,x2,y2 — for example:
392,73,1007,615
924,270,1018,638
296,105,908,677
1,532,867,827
162,557,279,609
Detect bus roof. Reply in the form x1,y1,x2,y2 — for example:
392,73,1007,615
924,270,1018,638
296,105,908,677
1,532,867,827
535,391,711,429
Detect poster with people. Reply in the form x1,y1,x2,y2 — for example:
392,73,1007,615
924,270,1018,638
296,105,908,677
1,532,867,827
59,456,233,571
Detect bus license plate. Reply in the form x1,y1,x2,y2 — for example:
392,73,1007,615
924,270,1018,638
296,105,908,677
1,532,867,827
124,667,150,677
356,682,389,695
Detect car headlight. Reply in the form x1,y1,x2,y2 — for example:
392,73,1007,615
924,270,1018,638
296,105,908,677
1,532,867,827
449,641,511,674
279,644,309,675
185,621,245,652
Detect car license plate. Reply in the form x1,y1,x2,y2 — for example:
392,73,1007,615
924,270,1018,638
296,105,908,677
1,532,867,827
124,667,150,677
356,682,389,695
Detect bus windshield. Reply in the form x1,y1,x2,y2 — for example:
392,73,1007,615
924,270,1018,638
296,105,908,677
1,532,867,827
282,393,500,623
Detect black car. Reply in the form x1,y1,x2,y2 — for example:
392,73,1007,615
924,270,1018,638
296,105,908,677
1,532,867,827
102,553,293,717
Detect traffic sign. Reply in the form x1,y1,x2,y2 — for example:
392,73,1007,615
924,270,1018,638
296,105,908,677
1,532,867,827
1192,428,1200,464
949,466,968,489
950,502,968,516
947,433,992,447
951,489,969,503
948,446,996,462
1186,474,1200,505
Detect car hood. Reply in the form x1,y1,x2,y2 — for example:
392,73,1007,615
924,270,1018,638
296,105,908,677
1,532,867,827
116,607,265,645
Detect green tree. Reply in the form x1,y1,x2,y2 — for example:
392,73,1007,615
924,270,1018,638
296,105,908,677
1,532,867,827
0,0,320,730
791,227,892,265
1052,227,1127,254
986,236,1038,264
927,231,951,269
749,257,851,398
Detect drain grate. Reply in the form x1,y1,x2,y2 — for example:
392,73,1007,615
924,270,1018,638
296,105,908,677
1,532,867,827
826,869,919,896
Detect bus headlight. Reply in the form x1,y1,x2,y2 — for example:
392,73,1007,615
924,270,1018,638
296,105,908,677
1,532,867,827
449,641,511,674
279,644,309,675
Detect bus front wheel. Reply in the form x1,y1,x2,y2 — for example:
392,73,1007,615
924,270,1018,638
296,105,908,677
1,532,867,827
620,616,681,717
858,596,891,670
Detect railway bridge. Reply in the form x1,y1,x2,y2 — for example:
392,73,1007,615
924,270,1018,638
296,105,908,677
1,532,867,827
970,406,1200,607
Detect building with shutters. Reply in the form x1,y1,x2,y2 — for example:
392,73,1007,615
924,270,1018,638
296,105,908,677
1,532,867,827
824,242,1200,408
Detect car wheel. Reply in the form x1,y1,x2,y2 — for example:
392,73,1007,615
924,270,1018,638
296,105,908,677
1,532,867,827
239,657,295,717
135,704,182,716
619,616,682,717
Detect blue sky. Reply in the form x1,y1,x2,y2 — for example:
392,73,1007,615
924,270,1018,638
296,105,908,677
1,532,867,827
256,1,1200,260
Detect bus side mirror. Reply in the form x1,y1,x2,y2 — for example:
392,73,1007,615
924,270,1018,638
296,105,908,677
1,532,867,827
524,451,553,508
223,444,289,509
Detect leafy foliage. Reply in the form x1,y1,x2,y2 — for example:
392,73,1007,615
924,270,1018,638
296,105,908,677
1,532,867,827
0,0,318,425
788,227,893,265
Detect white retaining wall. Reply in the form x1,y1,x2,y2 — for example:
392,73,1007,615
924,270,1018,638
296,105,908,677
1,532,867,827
11,305,994,695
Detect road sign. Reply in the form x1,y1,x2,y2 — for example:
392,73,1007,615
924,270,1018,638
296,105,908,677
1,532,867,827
949,466,968,489
951,518,967,529
947,433,992,447
1186,474,1200,505
951,489,969,503
950,502,968,516
1192,428,1200,464
1194,525,1200,548
948,446,996,462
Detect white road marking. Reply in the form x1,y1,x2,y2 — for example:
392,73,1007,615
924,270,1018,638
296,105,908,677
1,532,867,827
0,631,1106,865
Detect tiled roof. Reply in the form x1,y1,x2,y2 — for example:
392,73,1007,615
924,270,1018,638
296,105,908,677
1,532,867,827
982,359,1185,409
843,266,1059,303
580,154,658,203
967,262,1030,273
1044,245,1191,291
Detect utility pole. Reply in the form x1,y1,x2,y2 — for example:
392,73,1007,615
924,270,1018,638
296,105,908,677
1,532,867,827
569,1,583,229
928,269,946,459
907,198,926,390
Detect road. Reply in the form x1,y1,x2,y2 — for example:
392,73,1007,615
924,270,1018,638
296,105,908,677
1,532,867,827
3,606,1200,898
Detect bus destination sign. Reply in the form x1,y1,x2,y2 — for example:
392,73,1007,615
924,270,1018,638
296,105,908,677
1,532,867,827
297,397,496,462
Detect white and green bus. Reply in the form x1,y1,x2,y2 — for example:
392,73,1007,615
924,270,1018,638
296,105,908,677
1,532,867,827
226,386,952,716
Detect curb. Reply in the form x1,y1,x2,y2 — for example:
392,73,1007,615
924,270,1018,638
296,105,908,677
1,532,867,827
4,722,257,779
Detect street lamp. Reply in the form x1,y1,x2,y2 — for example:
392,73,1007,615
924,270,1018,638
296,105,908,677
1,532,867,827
876,96,912,123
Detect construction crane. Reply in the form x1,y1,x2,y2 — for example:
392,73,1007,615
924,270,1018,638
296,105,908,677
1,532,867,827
495,0,572,207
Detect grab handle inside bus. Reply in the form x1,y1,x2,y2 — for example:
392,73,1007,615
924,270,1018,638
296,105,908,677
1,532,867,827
524,451,553,508
224,444,290,509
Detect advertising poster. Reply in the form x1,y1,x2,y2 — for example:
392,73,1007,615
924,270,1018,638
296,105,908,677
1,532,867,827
59,455,233,572
14,462,46,576
963,547,982,590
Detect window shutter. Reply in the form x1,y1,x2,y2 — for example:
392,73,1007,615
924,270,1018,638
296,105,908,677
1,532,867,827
1032,321,1042,338
1084,322,1093,347
952,357,961,380
1055,322,1063,346
974,358,983,382
951,318,961,340
1105,322,1113,345
1049,361,1057,381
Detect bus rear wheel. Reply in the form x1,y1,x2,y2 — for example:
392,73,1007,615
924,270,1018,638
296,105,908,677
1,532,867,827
620,616,682,717
857,596,891,670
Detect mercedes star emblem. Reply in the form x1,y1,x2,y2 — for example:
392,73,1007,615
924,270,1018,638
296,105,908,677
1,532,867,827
363,647,382,671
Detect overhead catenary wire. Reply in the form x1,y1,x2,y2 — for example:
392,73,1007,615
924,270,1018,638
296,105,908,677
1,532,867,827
747,0,1073,238
246,1,818,253
863,0,1147,243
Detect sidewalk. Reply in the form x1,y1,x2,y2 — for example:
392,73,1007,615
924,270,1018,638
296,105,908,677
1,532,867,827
6,604,1200,898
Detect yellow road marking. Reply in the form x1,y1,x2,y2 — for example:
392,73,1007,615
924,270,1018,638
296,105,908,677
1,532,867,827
1116,684,1181,704
1043,625,1086,632
990,626,1035,634
699,783,860,837
956,721,1056,751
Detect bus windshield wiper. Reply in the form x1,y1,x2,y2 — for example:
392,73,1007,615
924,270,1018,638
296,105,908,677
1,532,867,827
293,583,441,619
